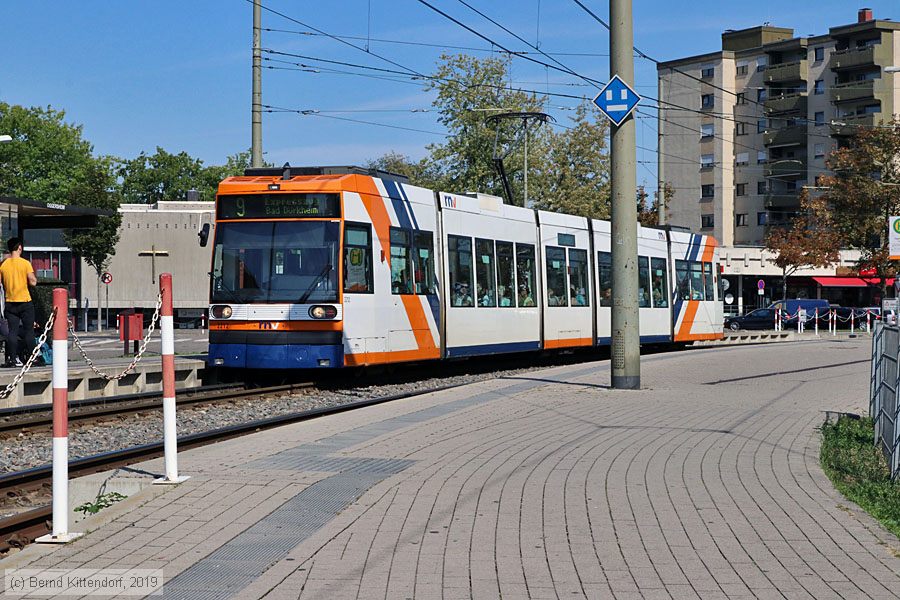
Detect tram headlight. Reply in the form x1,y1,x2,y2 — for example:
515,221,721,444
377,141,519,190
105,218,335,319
309,305,337,319
211,305,233,319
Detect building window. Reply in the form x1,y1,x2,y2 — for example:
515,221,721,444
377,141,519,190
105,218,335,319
701,65,715,79
815,111,825,126
814,143,825,158
701,214,714,229
757,89,767,102
736,183,747,196
757,212,768,226
757,118,767,133
701,184,715,198
814,46,825,62
736,64,748,77
736,92,746,104
814,175,823,186
814,79,824,95
735,152,749,166
701,94,714,109
736,213,748,227
735,122,747,136
756,56,768,72
757,181,767,195
757,151,767,164
701,154,715,168
700,123,714,138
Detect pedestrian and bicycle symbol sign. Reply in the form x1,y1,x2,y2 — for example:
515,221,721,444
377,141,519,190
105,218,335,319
101,272,113,285
592,74,641,126
889,216,900,260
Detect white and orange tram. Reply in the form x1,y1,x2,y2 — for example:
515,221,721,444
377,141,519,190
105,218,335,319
206,166,723,370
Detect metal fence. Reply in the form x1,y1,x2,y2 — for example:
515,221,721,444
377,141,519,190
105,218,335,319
869,322,900,479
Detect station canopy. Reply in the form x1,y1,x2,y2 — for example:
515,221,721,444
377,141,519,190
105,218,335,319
0,196,114,233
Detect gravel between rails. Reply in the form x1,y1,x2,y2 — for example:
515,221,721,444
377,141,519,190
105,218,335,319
0,360,568,476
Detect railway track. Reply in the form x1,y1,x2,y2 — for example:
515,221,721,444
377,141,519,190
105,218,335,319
0,383,311,435
0,381,464,553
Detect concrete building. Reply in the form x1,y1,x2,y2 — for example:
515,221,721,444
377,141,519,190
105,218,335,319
658,8,900,313
79,202,214,326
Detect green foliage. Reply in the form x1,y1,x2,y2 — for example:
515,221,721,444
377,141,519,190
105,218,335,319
118,148,252,204
0,102,96,206
820,415,900,538
369,55,611,217
822,118,900,284
74,491,128,516
63,156,123,276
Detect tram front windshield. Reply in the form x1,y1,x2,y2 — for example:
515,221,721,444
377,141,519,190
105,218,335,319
211,221,340,304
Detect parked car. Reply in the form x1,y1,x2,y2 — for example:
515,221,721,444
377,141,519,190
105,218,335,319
724,308,777,331
769,298,830,319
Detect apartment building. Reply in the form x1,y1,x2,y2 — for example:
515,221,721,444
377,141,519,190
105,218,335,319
658,8,900,313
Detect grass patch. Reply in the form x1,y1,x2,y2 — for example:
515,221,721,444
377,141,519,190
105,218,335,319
820,415,900,539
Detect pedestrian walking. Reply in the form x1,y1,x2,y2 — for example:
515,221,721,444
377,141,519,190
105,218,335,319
1,237,37,367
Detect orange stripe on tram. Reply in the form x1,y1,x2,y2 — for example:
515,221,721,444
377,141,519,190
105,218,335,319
545,337,593,350
352,176,438,361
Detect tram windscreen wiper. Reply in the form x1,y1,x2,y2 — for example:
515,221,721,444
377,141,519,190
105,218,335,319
212,276,242,303
298,264,333,304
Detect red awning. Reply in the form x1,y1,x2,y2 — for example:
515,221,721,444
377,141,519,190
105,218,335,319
812,276,868,287
863,277,895,286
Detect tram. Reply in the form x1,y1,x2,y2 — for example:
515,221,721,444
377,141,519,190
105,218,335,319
206,166,723,370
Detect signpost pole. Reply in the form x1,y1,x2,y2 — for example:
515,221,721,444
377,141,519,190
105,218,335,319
608,0,640,389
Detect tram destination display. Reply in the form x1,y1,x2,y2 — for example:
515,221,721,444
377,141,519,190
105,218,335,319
217,193,340,219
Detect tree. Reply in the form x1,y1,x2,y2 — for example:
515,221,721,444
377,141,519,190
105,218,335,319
820,118,900,294
536,102,611,219
636,182,674,227
119,148,253,203
0,102,96,206
424,53,547,204
765,189,840,300
365,152,441,189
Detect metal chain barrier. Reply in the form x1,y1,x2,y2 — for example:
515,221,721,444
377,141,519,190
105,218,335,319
68,292,163,381
0,308,57,399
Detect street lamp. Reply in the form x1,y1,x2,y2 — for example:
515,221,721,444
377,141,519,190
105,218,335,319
884,66,900,73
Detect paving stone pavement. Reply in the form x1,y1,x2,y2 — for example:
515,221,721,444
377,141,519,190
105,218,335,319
3,337,899,599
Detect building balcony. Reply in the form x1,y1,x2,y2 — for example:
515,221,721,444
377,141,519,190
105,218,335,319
830,113,878,136
763,125,806,147
764,193,801,210
765,157,807,179
764,92,807,115
764,60,808,84
831,44,891,71
830,79,875,103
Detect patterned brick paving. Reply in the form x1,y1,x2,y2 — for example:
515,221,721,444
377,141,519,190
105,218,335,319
5,338,899,599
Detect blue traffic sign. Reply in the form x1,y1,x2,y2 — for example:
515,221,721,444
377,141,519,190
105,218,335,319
592,74,641,126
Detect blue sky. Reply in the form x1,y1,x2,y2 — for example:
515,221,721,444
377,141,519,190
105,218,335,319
1,1,896,190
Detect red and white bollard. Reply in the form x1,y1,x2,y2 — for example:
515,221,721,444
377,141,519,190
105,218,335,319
154,274,189,485
867,310,871,333
814,308,819,336
775,308,781,331
850,310,855,335
831,309,837,336
797,311,802,333
37,289,82,543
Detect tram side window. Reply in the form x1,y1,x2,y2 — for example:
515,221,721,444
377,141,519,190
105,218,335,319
449,235,474,307
343,223,373,293
515,243,537,307
703,262,715,301
390,228,413,295
638,256,651,308
689,261,705,300
598,251,612,307
568,248,590,306
675,260,690,300
475,238,497,307
496,241,515,307
651,257,669,308
413,231,435,295
546,246,569,307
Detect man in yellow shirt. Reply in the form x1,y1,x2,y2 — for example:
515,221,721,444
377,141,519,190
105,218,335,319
0,238,37,367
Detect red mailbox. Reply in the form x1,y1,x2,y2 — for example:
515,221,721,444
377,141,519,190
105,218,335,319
118,313,143,341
